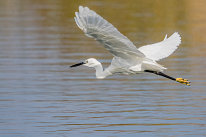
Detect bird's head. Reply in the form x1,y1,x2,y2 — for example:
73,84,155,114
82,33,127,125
70,58,100,68
84,58,101,67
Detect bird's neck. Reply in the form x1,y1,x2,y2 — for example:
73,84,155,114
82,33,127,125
94,63,111,79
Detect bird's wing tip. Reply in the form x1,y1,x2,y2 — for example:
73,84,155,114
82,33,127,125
79,5,83,9
165,32,181,46
174,32,181,39
164,34,168,40
79,5,90,11
173,32,181,45
79,5,84,13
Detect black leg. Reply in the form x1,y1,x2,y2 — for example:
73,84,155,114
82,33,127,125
144,70,176,81
144,70,190,86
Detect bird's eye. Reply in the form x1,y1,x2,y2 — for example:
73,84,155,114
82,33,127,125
85,60,88,63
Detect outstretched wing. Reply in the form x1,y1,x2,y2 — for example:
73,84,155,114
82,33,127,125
74,6,145,59
138,32,181,61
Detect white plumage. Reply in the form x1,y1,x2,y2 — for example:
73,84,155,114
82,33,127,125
138,32,181,61
71,6,190,86
74,6,145,59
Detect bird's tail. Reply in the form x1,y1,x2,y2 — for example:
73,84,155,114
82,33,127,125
142,60,167,72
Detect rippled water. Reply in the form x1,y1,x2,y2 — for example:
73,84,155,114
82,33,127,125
0,0,206,137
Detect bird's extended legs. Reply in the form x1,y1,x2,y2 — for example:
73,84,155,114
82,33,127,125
144,70,191,86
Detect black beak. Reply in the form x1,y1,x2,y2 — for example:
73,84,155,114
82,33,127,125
70,62,85,68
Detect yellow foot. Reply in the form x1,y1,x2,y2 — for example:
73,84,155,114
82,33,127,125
176,78,191,86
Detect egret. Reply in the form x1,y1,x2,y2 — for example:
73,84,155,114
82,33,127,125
70,6,190,86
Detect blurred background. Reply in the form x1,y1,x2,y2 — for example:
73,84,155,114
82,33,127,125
0,0,206,137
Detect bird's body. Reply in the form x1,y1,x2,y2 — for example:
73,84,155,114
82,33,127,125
71,6,190,86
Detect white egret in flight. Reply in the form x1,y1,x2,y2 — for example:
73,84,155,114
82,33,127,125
70,6,190,86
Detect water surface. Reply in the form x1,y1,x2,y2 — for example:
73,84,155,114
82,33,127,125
0,0,206,137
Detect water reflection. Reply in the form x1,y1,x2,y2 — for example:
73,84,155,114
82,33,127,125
0,0,206,137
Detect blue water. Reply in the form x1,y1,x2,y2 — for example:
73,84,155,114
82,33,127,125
0,0,206,137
